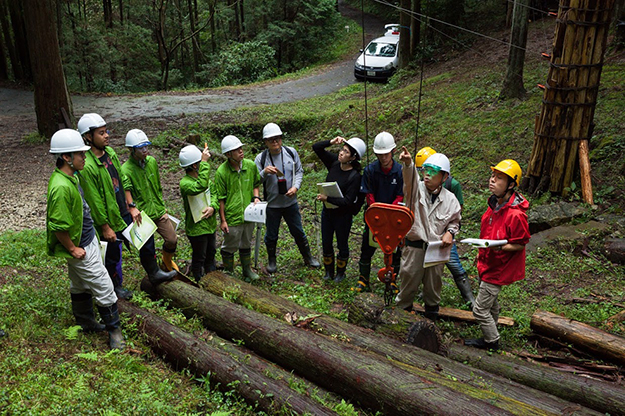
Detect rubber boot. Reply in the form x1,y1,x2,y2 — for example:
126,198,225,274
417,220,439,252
266,243,277,274
464,337,499,350
141,255,177,286
240,248,259,281
162,250,179,272
71,293,105,333
114,285,133,301
424,304,440,321
322,254,334,281
453,273,475,308
221,250,235,273
97,303,126,350
0,329,5,338
352,261,371,292
334,257,348,283
296,241,320,268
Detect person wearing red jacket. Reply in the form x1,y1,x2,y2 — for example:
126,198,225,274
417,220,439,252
465,159,530,350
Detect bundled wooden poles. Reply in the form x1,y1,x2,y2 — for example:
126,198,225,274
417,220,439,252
524,0,615,199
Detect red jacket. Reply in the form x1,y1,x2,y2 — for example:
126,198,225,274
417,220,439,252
477,191,530,286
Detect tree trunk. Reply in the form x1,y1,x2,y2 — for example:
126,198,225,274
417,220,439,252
0,0,21,80
500,0,530,99
0,21,7,80
117,300,340,416
150,280,514,416
398,0,412,69
180,273,605,415
103,0,113,28
530,309,625,365
118,0,123,25
523,0,616,195
187,0,199,73
410,0,421,58
22,0,73,137
8,0,31,82
447,344,625,416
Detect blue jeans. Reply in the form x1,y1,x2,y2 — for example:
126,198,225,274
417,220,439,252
445,242,466,277
264,203,308,246
321,209,352,259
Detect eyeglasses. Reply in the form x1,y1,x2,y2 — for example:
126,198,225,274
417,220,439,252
423,166,441,177
134,146,149,153
265,137,281,143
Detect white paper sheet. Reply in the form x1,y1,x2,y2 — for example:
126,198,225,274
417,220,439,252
459,238,508,248
100,241,108,264
244,202,268,224
188,189,211,223
423,241,451,268
121,211,157,250
317,182,343,209
168,214,181,231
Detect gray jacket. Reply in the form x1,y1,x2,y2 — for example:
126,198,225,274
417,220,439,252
255,146,303,208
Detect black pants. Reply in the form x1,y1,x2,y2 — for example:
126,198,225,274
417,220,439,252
321,209,353,259
188,233,217,279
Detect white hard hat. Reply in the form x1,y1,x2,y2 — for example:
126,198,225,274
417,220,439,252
77,113,106,135
346,137,366,159
262,123,283,139
422,153,451,174
125,129,151,148
179,145,202,168
373,131,396,154
50,129,91,154
221,135,244,154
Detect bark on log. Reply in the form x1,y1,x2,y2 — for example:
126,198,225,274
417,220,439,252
447,345,625,416
189,273,603,415
152,280,515,416
604,238,625,264
530,309,625,365
117,300,339,416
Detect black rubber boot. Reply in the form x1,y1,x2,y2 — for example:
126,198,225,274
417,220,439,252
71,293,106,333
453,273,475,308
141,255,176,286
97,303,126,350
322,254,334,281
352,261,371,292
334,257,348,283
0,329,5,338
424,304,440,321
464,337,499,350
266,243,277,274
114,286,133,301
296,240,320,268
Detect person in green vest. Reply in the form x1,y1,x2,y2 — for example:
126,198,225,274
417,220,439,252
46,129,124,350
179,144,219,282
214,135,261,281
121,129,179,281
78,113,133,300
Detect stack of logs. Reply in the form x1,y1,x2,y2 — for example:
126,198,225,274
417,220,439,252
118,271,625,415
523,0,615,202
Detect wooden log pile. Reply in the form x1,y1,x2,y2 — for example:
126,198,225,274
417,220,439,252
523,0,615,198
134,271,625,415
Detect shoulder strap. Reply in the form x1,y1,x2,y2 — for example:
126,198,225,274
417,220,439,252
260,149,269,167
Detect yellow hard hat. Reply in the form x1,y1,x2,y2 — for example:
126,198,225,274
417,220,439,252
491,159,522,187
415,146,437,168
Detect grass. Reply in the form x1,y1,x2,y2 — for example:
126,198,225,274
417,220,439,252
2,33,624,414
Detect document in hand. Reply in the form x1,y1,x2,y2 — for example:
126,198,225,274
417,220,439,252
317,182,343,209
168,214,181,231
459,238,508,248
122,211,157,250
244,201,268,224
423,241,451,268
187,189,212,223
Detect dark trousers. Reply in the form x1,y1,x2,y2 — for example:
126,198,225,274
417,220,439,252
104,237,123,287
265,203,308,246
188,233,217,279
359,223,401,267
321,209,352,259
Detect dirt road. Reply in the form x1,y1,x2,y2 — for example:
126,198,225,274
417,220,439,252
0,1,384,233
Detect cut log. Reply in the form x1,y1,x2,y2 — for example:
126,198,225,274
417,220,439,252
117,300,339,416
530,309,625,366
413,304,515,326
447,345,625,416
189,273,605,415
152,280,519,415
604,238,625,264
